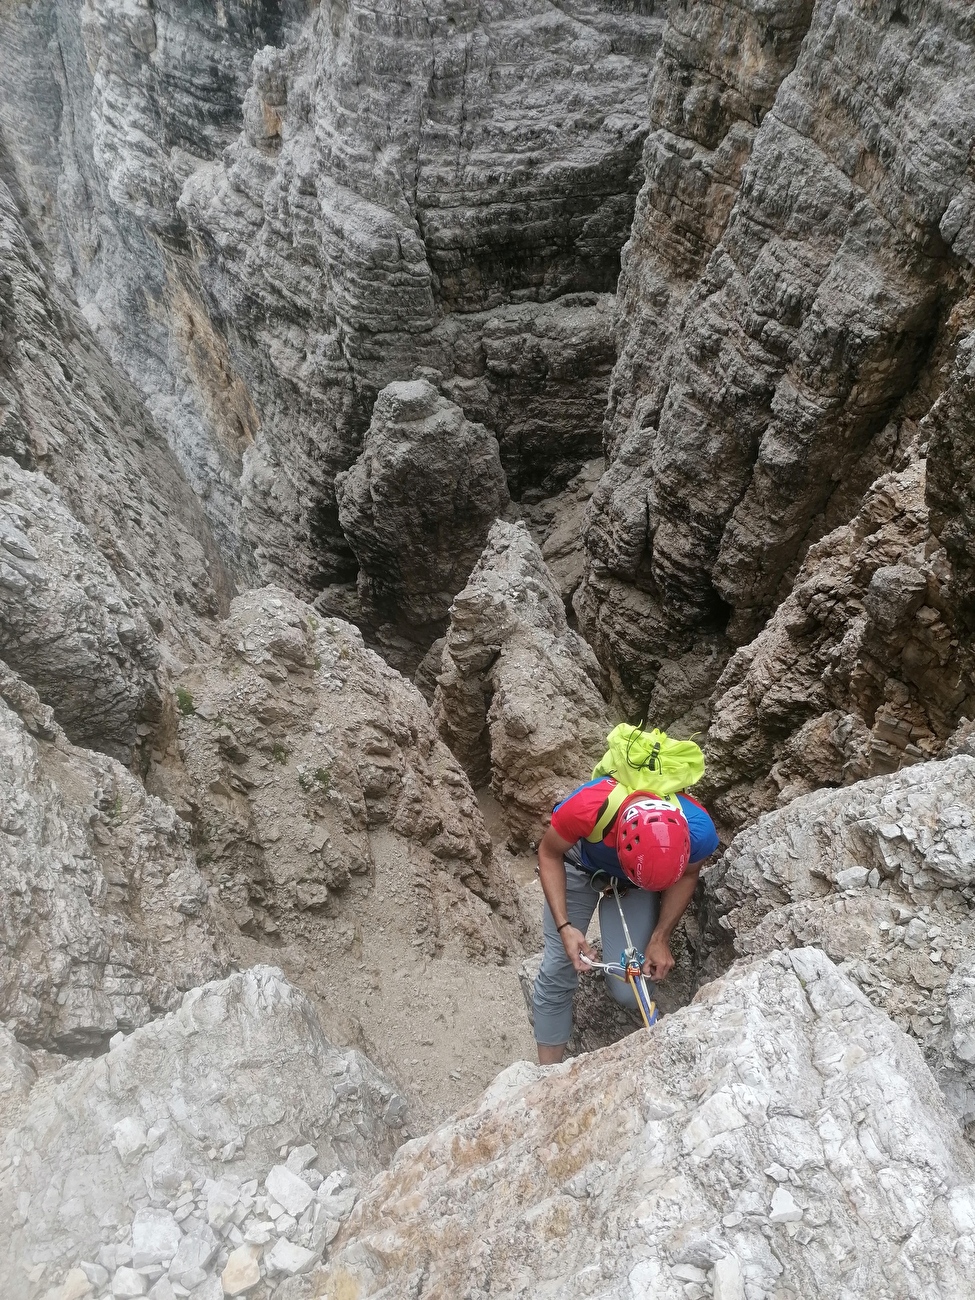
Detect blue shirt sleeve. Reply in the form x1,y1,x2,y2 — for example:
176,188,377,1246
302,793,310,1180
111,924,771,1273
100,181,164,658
676,794,720,863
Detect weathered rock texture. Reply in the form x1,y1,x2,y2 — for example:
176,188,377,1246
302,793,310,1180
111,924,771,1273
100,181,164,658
149,586,535,1127
0,458,161,762
434,521,611,847
0,0,301,573
318,948,975,1299
326,379,509,667
702,756,975,1135
0,666,225,1056
0,0,662,594
0,173,231,767
579,0,975,732
0,176,229,641
703,459,975,830
0,966,406,1300
157,586,516,951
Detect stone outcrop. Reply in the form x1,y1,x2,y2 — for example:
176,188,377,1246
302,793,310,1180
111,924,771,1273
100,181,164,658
0,458,161,762
579,0,975,720
701,756,975,1135
151,586,535,1127
434,521,611,847
176,1,661,593
0,667,225,1056
0,177,230,647
703,459,975,831
0,0,662,595
521,456,604,607
317,948,975,1299
327,380,510,667
158,586,517,950
0,966,406,1300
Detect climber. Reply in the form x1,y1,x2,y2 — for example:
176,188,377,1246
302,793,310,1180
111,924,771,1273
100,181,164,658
532,727,720,1064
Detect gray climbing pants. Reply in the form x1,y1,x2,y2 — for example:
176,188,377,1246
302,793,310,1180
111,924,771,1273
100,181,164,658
532,846,660,1046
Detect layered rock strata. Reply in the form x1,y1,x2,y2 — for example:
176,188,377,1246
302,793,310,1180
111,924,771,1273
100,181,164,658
580,0,975,722
317,949,975,1299
325,379,510,669
158,586,516,950
703,458,975,830
0,967,406,1300
0,667,225,1055
0,175,230,758
434,521,611,847
0,0,662,592
701,756,975,1134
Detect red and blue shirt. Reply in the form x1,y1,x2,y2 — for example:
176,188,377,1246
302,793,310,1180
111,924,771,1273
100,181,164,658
551,777,720,881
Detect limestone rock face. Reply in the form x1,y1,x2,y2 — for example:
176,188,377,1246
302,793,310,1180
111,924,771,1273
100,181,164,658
579,0,975,716
159,586,517,955
434,521,610,847
318,949,975,1299
0,667,225,1055
0,458,161,761
1,0,661,593
703,461,975,830
0,966,405,1299
0,0,294,571
176,1,661,592
702,757,975,1133
0,176,230,643
332,380,510,662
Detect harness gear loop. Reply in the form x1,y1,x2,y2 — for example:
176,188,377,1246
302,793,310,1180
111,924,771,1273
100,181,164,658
579,876,659,1031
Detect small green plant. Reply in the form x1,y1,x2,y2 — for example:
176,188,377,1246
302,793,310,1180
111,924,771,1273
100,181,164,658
314,655,322,670
175,687,196,716
109,793,124,821
297,766,331,794
272,742,289,764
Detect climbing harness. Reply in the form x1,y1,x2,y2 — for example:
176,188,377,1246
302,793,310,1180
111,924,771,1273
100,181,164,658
580,876,659,1031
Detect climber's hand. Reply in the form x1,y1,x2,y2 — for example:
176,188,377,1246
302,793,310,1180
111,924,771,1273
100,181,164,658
561,926,598,973
643,936,674,981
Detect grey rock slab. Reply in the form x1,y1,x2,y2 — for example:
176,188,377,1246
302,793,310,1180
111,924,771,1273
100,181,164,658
0,967,404,1297
318,949,975,1298
131,1209,181,1268
265,1170,314,1216
0,670,226,1054
434,520,610,848
702,756,975,1132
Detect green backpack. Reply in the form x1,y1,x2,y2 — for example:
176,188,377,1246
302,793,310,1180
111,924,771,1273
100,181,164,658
585,725,706,844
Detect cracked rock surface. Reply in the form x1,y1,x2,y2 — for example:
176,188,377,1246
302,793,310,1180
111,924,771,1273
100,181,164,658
0,966,405,1300
703,459,975,832
579,0,975,724
326,379,510,670
702,756,975,1136
435,520,610,848
316,948,975,1299
0,665,225,1056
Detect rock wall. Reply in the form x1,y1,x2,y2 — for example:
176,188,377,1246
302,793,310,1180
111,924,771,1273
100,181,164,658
579,0,975,733
703,457,975,830
317,948,975,1299
325,379,510,670
701,755,975,1134
0,966,406,1300
0,665,226,1056
434,520,611,847
0,173,231,759
0,0,662,596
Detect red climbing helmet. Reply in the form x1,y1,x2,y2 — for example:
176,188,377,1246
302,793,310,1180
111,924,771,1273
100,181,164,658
616,794,690,891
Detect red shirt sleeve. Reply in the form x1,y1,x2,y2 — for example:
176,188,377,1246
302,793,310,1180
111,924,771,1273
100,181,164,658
550,780,614,844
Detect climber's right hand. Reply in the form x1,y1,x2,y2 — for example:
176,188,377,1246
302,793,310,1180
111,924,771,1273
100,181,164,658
561,926,598,973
